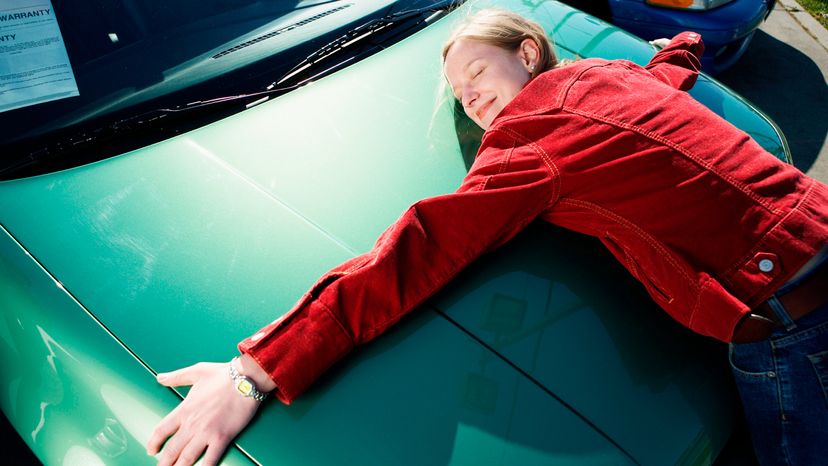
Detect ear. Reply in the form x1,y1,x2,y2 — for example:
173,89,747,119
517,38,540,72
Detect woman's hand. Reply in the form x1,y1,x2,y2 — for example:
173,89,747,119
649,38,671,50
147,355,273,466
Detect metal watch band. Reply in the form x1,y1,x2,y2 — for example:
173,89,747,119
229,357,268,402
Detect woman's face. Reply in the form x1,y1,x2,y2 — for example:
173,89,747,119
443,38,537,130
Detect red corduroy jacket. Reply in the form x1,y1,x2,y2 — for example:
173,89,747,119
240,32,828,404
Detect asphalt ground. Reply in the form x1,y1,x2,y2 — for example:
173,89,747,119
2,4,826,466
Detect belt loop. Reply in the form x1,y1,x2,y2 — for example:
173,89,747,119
767,295,797,331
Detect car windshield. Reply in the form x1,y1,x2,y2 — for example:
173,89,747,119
0,0,454,179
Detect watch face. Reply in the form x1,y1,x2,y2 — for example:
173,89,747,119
236,378,254,397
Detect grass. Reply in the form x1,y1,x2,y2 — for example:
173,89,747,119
795,0,828,29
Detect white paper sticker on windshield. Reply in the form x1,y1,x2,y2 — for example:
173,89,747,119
0,0,78,113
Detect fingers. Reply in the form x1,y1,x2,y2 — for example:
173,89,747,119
172,439,207,466
148,361,251,466
151,430,231,466
156,428,194,466
649,38,671,50
156,363,206,387
147,405,183,455
164,436,228,466
200,443,227,466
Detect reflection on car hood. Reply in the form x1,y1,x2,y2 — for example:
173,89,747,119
0,0,781,464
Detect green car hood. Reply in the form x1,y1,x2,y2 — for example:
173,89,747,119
0,0,786,464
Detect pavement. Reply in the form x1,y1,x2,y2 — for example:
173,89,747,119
717,0,828,183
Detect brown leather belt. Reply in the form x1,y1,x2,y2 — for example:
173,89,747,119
732,258,828,344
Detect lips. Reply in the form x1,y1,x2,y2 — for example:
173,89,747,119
475,98,495,121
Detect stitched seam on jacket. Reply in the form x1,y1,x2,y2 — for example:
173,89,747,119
362,209,543,340
490,60,610,127
478,141,515,191
561,106,782,215
361,213,460,341
317,298,357,344
605,231,639,279
624,252,637,278
497,141,513,175
343,255,371,274
687,276,710,329
560,197,697,290
555,61,612,108
243,350,291,402
361,142,544,340
493,126,561,203
721,178,818,282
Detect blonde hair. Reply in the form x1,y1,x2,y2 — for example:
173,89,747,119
441,8,558,79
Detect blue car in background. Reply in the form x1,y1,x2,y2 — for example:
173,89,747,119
569,0,773,73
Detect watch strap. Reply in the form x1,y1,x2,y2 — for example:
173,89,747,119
229,357,268,402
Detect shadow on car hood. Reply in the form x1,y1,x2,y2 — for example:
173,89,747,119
0,0,783,464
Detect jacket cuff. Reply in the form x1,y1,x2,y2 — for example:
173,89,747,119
238,299,354,404
672,31,705,58
688,277,750,342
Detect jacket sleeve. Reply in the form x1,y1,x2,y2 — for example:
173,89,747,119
238,128,557,404
644,31,705,91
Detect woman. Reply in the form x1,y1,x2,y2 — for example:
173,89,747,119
147,9,828,466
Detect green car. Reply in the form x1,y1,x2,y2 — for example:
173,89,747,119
0,0,788,464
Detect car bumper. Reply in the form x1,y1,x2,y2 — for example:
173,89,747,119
609,0,772,73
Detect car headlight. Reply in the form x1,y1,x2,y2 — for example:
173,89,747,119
645,0,734,10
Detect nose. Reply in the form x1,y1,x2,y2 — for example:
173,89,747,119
461,84,478,109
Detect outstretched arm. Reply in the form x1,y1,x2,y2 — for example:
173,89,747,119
146,127,558,465
240,128,558,404
645,31,705,91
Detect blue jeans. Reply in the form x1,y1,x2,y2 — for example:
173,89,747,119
729,300,828,465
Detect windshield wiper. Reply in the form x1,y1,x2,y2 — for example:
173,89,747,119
132,4,455,120
271,1,453,88
0,84,299,180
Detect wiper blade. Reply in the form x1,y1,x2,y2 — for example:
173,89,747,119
272,2,452,87
0,84,299,179
119,86,292,123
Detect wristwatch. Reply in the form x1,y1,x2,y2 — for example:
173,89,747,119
229,357,268,402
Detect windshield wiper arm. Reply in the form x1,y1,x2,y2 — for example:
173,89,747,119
271,2,452,88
